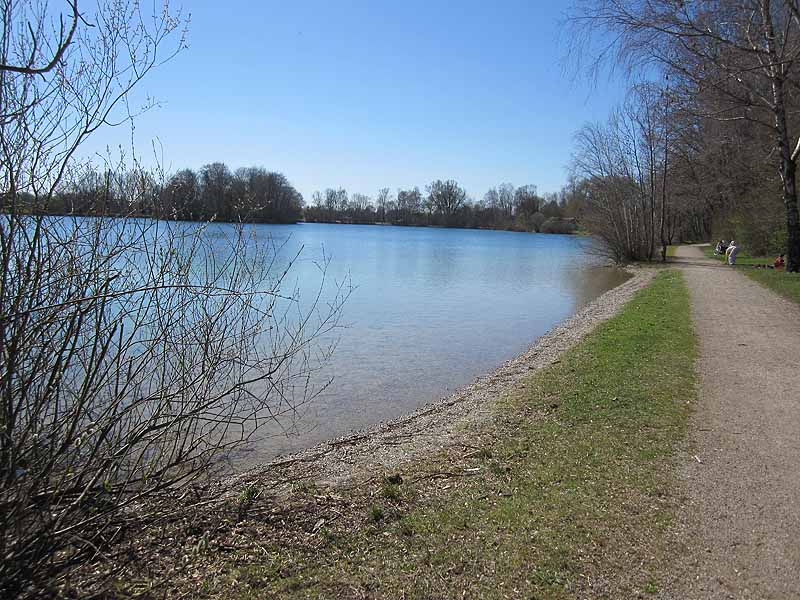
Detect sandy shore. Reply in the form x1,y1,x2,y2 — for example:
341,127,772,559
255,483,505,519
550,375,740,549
228,266,656,494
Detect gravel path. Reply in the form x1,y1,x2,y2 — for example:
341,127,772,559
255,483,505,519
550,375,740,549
669,246,800,599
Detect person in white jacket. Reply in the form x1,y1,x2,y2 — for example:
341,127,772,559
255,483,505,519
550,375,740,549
725,240,739,265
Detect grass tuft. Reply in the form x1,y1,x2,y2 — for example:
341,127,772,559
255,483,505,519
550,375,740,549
367,505,384,523
381,483,401,501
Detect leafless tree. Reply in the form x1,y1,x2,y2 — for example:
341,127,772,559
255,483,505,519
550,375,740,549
427,179,466,225
349,193,372,213
0,0,77,75
571,0,800,269
0,2,347,596
573,101,656,261
200,162,233,219
163,168,200,218
317,188,348,219
484,187,500,217
227,167,303,223
570,78,676,262
397,186,423,224
496,183,515,219
375,187,391,222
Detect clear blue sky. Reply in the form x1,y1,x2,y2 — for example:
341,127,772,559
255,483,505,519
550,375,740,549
86,0,626,202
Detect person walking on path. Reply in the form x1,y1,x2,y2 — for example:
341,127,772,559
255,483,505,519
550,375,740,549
725,240,739,265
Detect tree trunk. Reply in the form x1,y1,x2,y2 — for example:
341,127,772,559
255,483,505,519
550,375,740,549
762,0,800,271
768,72,800,272
660,132,669,262
780,149,800,272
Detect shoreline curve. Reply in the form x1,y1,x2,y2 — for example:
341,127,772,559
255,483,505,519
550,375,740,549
227,266,656,493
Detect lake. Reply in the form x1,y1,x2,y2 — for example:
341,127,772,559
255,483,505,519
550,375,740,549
232,223,628,467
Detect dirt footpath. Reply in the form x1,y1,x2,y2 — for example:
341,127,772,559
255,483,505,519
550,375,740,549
668,246,800,599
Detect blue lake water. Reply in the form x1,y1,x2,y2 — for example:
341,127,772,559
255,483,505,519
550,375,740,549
233,223,628,466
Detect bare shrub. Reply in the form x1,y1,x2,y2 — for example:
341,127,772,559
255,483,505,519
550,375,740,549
571,88,671,263
539,217,577,235
0,1,348,596
1,210,348,595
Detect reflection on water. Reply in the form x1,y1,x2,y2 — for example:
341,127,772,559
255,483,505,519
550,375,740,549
216,223,628,468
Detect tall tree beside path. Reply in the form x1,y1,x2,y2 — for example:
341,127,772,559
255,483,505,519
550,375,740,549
571,0,800,271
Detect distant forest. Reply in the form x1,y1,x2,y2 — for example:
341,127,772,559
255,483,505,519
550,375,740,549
42,163,305,224
27,162,580,234
304,180,578,233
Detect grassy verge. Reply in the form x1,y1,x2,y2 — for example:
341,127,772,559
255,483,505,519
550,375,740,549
666,245,679,258
119,271,696,599
701,245,719,261
701,247,800,304
741,268,800,305
701,245,769,266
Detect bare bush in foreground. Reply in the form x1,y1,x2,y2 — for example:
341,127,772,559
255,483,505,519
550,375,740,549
0,2,348,596
1,213,348,596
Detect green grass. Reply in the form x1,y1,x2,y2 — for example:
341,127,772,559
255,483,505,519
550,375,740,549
742,268,800,305
702,246,800,304
191,271,697,599
666,245,679,258
701,244,770,266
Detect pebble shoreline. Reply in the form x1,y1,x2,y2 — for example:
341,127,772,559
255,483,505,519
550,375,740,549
228,267,656,493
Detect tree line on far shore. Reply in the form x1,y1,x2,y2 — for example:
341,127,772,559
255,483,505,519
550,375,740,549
40,162,305,224
304,181,578,233
26,163,580,234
